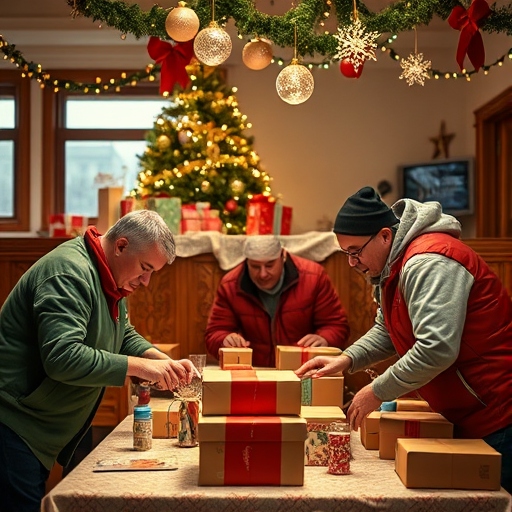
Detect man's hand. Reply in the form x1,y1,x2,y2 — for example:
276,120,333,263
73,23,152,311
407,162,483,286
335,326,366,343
128,357,193,391
346,383,382,431
295,353,352,380
296,334,328,347
223,333,250,348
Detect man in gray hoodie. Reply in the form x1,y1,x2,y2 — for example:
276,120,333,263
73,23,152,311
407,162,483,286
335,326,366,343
296,186,512,493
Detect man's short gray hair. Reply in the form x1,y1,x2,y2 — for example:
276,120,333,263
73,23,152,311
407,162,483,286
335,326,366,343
104,210,176,264
243,236,282,261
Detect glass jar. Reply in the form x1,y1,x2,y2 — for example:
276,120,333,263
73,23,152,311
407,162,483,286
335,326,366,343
133,404,152,451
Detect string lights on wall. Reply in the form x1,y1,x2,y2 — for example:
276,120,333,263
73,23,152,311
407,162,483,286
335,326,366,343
1,0,512,101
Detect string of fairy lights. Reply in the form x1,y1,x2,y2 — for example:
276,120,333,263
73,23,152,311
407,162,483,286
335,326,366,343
1,0,512,101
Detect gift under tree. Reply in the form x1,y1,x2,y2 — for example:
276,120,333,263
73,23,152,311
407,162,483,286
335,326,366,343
134,60,273,234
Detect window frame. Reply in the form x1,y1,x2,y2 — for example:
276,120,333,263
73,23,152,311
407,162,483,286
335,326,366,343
0,71,30,231
42,70,159,229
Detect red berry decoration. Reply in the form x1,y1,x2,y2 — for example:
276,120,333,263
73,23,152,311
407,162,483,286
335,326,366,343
339,59,364,79
225,199,238,213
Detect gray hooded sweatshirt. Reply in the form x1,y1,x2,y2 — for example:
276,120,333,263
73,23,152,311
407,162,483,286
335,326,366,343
343,198,474,402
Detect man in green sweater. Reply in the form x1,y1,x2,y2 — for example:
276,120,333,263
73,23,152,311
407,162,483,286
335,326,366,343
0,209,197,511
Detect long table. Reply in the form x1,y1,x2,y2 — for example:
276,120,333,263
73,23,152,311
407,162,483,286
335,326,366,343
42,415,512,512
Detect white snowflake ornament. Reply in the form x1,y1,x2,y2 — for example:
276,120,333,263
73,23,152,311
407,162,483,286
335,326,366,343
334,18,380,71
399,52,432,86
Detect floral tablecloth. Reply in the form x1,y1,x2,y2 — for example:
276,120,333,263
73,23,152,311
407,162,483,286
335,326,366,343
42,416,512,512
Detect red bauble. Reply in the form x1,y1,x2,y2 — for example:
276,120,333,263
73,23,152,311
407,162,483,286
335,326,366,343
339,59,364,79
225,199,238,213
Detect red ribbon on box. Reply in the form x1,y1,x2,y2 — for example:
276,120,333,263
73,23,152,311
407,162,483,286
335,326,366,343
147,37,194,95
404,420,421,438
448,0,491,72
230,370,277,415
224,417,282,485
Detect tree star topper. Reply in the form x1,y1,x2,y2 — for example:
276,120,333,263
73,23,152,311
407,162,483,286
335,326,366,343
399,52,432,86
334,18,380,71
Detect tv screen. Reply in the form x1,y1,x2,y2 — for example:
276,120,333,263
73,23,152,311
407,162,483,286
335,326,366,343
398,158,474,216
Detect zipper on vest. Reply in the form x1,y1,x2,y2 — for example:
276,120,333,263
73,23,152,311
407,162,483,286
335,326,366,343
456,369,487,407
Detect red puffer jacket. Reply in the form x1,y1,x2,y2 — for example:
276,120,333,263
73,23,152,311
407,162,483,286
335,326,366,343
205,254,350,367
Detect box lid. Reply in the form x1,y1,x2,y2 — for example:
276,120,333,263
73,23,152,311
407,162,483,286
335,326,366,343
301,405,346,422
203,368,299,384
198,415,308,442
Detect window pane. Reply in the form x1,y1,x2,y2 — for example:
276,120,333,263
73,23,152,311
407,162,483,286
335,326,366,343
0,98,15,129
66,99,168,129
0,141,14,217
65,140,147,217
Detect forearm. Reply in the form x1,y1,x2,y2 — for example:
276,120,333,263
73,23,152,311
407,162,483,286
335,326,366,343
141,347,171,360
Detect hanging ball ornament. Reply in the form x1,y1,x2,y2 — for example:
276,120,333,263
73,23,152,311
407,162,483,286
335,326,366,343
276,59,314,105
224,199,238,213
194,21,232,66
201,180,211,192
165,2,200,42
242,39,273,70
339,59,364,79
230,179,245,194
157,134,171,150
178,130,190,145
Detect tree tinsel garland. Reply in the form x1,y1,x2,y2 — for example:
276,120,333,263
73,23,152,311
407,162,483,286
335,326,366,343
65,0,512,59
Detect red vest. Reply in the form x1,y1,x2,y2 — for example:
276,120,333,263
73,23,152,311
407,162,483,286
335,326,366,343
382,233,512,438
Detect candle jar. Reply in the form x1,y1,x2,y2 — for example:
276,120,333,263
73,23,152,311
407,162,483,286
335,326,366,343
178,400,199,447
133,404,152,451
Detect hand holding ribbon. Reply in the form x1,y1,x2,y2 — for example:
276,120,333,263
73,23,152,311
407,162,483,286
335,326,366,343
147,36,194,95
448,0,491,72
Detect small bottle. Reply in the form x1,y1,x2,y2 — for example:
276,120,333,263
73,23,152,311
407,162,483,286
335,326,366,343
133,404,152,451
136,383,151,405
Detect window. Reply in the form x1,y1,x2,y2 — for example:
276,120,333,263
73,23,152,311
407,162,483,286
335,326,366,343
42,70,167,228
0,71,30,231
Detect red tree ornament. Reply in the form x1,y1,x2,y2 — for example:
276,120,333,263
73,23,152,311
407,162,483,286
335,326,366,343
339,59,364,78
225,199,238,212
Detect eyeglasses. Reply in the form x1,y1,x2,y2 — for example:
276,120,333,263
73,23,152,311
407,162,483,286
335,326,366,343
339,234,376,260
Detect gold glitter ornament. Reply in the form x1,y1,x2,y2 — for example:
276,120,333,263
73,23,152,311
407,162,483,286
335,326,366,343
201,180,211,192
194,21,232,67
231,179,245,194
276,59,314,105
157,134,171,150
242,39,273,70
165,2,200,42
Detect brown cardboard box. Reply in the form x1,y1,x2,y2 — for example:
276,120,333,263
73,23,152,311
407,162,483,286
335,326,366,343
151,398,180,438
198,415,307,485
275,346,342,371
395,399,432,412
202,368,301,416
379,412,453,460
219,347,253,370
396,438,502,490
360,411,381,450
152,343,180,359
301,376,344,407
301,405,346,466
97,186,124,234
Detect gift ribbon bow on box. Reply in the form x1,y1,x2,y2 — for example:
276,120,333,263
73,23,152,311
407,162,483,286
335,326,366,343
147,37,194,95
448,0,491,72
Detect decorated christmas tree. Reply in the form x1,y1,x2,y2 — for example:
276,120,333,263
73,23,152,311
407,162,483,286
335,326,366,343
133,60,273,234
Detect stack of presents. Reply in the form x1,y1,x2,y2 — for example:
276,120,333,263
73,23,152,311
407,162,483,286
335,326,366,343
151,345,502,491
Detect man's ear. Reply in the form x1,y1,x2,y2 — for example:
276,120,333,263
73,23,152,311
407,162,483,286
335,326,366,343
115,237,129,255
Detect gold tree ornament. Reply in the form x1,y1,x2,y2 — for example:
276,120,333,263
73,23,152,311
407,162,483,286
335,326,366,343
165,2,200,42
276,24,314,105
157,134,171,150
399,27,431,86
194,21,232,66
242,39,273,70
334,0,380,71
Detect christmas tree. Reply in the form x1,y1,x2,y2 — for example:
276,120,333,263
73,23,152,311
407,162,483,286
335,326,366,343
134,60,273,234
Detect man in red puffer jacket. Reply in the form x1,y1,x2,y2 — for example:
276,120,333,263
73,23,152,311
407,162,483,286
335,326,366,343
205,236,350,367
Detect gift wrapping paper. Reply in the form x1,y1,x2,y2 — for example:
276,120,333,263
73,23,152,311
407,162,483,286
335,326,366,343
147,197,182,235
328,431,351,475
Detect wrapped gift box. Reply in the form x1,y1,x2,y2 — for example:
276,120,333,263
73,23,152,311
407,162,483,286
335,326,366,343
275,346,343,371
396,438,501,490
301,405,346,466
198,415,307,485
379,411,453,460
202,368,301,416
181,204,201,233
97,186,124,234
301,376,344,407
151,398,180,438
246,194,275,235
147,197,182,235
219,347,253,370
273,204,293,236
395,399,432,412
360,411,381,450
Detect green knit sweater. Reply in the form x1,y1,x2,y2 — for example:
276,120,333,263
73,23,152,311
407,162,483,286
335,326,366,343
0,237,154,469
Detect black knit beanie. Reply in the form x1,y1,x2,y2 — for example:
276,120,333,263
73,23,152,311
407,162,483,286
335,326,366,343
333,186,399,236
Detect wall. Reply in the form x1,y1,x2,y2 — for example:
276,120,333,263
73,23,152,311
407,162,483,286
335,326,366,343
1,16,511,238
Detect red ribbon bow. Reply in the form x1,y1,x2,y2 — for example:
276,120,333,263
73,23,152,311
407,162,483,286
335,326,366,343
448,0,491,72
147,37,194,95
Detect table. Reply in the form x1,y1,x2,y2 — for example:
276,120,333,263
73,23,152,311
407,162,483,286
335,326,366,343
42,416,512,512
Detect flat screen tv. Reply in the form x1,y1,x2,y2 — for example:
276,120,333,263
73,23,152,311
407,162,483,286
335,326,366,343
398,158,474,216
